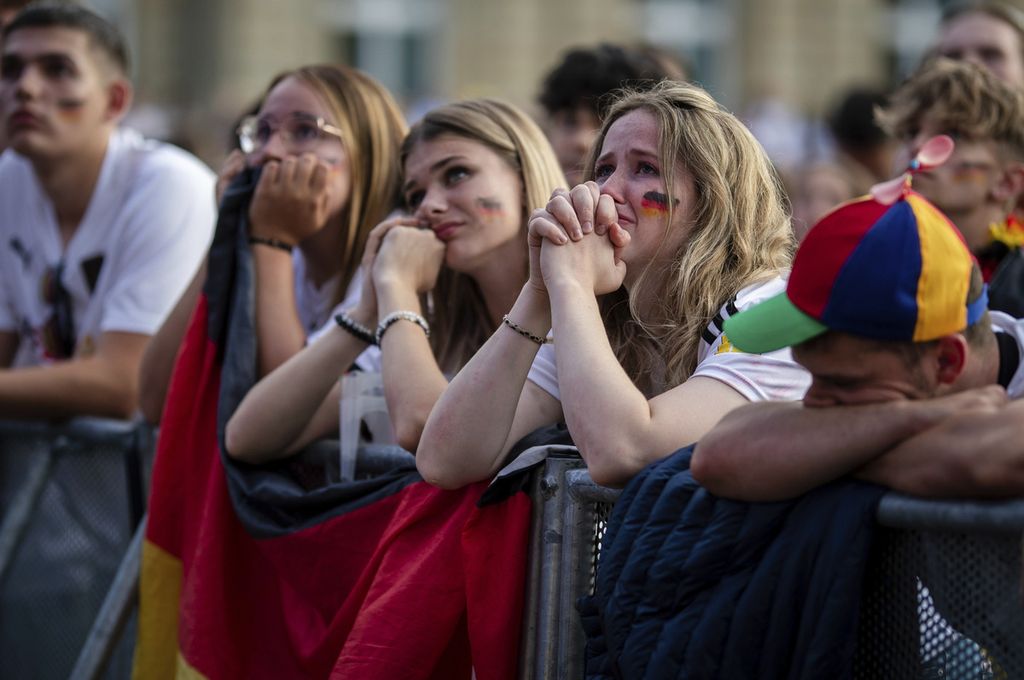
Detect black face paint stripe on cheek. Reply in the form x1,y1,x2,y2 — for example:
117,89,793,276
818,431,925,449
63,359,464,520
642,191,680,208
477,197,502,211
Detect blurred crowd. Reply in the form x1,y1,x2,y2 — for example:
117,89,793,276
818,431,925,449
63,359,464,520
2,0,1023,677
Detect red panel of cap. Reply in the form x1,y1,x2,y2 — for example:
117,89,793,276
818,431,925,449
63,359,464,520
789,198,891,318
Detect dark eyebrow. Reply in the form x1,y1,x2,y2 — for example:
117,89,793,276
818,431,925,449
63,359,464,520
402,154,467,194
2,50,75,63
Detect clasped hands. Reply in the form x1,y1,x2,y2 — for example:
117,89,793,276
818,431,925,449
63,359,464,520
352,215,446,324
529,182,630,296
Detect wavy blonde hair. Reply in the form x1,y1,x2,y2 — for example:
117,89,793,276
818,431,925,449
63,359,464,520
400,99,565,373
583,81,794,393
265,65,408,307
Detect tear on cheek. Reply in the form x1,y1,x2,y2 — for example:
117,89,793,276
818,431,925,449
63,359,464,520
477,197,503,217
640,191,679,217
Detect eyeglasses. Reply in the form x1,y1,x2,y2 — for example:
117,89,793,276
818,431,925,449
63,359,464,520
39,262,75,360
236,113,344,155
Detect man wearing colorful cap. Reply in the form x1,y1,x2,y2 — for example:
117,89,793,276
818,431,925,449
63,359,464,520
876,58,1024,316
691,190,1024,501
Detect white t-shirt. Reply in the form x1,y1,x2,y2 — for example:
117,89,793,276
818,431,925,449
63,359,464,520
0,128,215,366
302,258,380,373
293,248,343,337
526,277,811,403
991,311,1024,399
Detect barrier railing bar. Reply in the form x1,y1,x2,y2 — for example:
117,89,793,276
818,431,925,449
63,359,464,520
0,417,139,447
518,464,544,680
69,515,146,680
526,458,570,680
519,455,590,680
876,495,1024,533
124,422,153,530
556,467,598,680
565,469,621,505
0,448,54,586
564,464,1024,533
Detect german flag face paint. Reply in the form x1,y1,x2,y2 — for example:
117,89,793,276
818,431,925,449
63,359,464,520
476,197,504,218
640,191,678,218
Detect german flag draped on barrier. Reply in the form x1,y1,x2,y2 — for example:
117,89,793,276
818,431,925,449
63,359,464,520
133,169,531,680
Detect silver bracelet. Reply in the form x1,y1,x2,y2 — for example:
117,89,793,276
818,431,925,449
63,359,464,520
376,310,430,345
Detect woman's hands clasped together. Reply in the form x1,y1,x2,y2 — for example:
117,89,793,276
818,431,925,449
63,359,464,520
353,215,446,322
528,182,631,297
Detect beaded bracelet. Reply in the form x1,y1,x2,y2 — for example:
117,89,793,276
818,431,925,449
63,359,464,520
334,312,377,345
502,314,551,346
248,235,293,253
376,310,430,345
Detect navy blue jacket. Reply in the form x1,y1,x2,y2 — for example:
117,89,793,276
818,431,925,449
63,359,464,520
579,446,885,679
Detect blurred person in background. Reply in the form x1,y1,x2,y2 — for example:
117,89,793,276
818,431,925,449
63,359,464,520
934,0,1024,89
0,1,42,149
788,88,895,240
877,58,1024,317
538,43,686,186
827,87,896,193
788,161,857,241
137,64,407,423
0,3,214,420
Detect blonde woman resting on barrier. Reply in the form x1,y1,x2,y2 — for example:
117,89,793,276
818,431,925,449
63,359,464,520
417,82,812,489
225,100,565,460
138,64,407,423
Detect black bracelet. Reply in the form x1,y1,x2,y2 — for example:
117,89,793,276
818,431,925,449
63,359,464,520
502,314,550,345
248,235,293,253
334,312,377,345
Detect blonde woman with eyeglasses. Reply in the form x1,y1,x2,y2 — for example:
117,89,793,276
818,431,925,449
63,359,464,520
137,64,407,423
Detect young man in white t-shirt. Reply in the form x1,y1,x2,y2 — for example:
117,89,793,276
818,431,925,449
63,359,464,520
0,4,214,419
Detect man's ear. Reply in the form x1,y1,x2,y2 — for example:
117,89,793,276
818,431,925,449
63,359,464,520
104,78,133,123
992,161,1024,204
934,334,968,385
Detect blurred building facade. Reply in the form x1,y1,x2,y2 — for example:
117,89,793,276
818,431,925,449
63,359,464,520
88,0,973,165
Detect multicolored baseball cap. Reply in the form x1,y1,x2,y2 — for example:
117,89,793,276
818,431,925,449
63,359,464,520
723,190,988,354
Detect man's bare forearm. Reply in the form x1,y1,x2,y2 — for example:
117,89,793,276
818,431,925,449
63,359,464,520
692,398,953,501
0,358,138,420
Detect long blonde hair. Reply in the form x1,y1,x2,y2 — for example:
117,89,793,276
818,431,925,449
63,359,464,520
266,65,408,306
400,99,565,373
584,82,794,392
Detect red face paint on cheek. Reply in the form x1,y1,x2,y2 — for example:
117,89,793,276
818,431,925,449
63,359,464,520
640,191,677,217
949,163,994,184
55,98,86,121
476,197,504,218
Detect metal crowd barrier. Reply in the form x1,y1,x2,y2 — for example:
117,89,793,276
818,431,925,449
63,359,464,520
70,442,418,680
519,453,618,680
73,442,1024,679
0,418,154,680
522,450,1024,680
